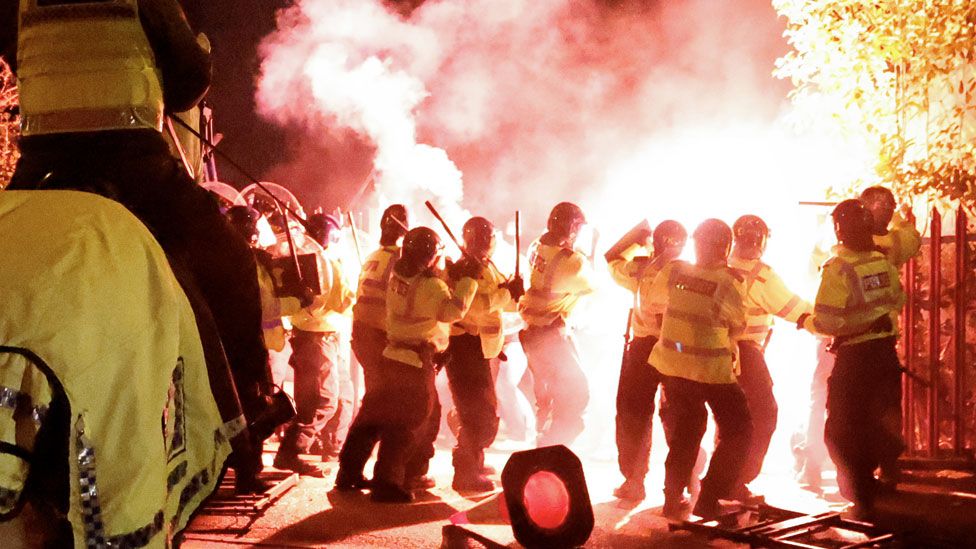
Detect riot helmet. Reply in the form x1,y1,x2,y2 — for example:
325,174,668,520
859,186,896,235
653,220,687,260
547,202,586,246
307,213,340,248
732,214,769,259
693,218,733,266
227,205,260,245
832,199,875,251
400,227,443,272
380,204,409,245
462,216,496,260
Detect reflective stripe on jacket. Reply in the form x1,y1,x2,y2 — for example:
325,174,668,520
646,261,746,384
873,213,921,268
729,256,812,345
0,190,234,548
352,246,398,331
518,239,594,327
383,271,478,368
609,246,674,338
17,0,164,135
802,246,905,346
451,264,513,359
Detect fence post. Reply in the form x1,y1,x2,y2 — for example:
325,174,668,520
904,251,917,454
929,208,942,456
954,208,967,455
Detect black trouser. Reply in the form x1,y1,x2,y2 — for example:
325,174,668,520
338,357,440,487
351,321,386,393
736,342,778,488
662,375,752,503
615,335,664,483
825,337,904,508
11,130,270,469
519,323,589,447
445,333,499,481
279,329,339,457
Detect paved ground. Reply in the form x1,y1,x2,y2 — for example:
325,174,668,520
180,440,842,548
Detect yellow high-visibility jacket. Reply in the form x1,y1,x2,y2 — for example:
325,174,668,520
352,245,399,331
451,264,515,359
256,259,301,352
519,239,594,327
873,213,921,268
0,190,234,548
17,0,164,135
646,261,747,384
801,245,905,346
383,271,478,368
289,251,354,333
608,244,673,339
729,256,812,346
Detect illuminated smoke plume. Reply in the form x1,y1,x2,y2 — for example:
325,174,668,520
256,0,859,238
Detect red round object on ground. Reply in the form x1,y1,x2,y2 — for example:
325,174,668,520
522,471,571,530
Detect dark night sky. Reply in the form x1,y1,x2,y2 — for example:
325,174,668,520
182,0,290,186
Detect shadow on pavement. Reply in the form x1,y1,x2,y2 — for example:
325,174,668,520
255,489,458,546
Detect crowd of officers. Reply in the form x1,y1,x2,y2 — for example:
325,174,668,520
230,186,917,523
603,187,918,520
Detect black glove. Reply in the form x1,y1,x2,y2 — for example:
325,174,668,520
298,286,315,309
504,275,526,302
796,313,810,330
447,256,482,281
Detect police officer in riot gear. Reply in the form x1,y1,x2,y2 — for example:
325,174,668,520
519,202,595,448
728,215,811,500
645,219,752,520
798,199,906,520
606,219,687,501
352,205,410,392
338,227,479,502
274,213,353,477
446,217,521,492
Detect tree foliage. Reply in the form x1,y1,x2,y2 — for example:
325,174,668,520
774,0,976,206
0,59,18,189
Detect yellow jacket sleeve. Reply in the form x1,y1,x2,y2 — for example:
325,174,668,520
437,277,479,323
874,213,922,268
607,244,648,293
554,252,596,296
756,269,813,323
803,260,851,336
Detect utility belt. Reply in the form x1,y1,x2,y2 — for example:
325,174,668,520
388,340,450,371
518,317,567,347
827,315,893,353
